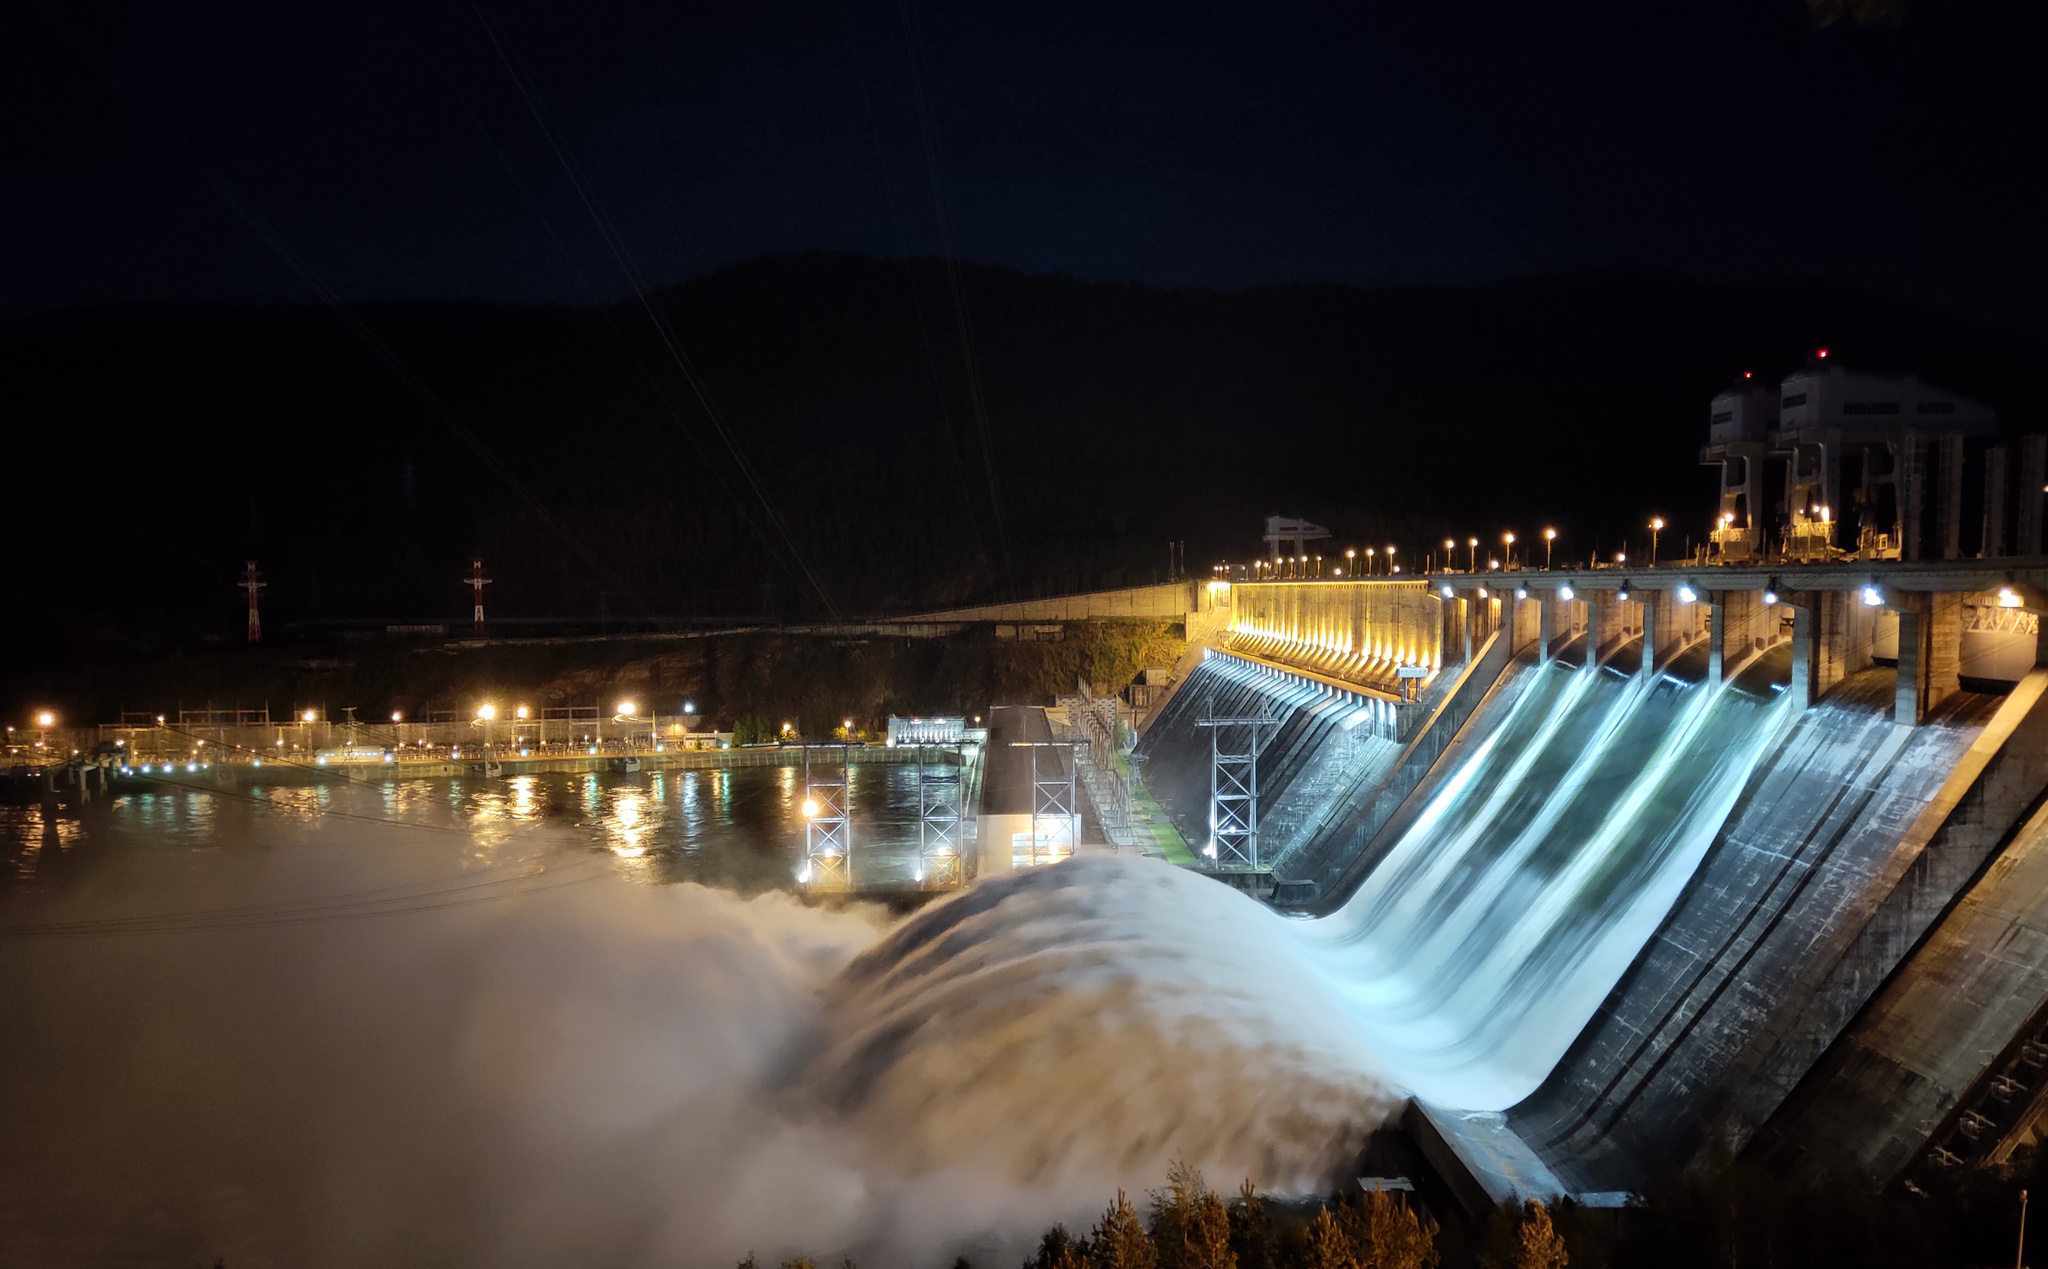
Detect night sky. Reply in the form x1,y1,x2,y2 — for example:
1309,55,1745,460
7,0,2042,326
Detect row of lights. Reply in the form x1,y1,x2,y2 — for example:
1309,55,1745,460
1440,576,1914,610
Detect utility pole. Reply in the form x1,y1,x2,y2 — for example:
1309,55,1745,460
240,561,267,643
463,559,491,636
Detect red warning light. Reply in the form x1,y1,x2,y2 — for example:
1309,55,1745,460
1744,371,1752,379
1817,348,1829,359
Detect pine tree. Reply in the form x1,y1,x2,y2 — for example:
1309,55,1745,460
1029,1225,1088,1269
1346,1190,1438,1269
1512,1200,1567,1269
1150,1160,1234,1269
1093,1188,1158,1269
1299,1207,1360,1269
1185,1186,1234,1269
1230,1179,1273,1269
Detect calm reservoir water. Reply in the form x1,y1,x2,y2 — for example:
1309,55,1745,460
2,763,947,898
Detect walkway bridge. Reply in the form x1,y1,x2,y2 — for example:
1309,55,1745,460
1134,562,2048,1208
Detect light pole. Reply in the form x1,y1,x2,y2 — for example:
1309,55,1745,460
1503,532,1516,571
1364,547,1375,575
1443,539,1456,573
1544,528,1556,570
1468,537,1479,573
1386,544,1397,575
1346,548,1356,578
2018,1188,2029,1269
1649,517,1665,566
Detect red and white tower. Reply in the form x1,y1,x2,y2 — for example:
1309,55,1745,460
241,561,267,643
464,559,491,636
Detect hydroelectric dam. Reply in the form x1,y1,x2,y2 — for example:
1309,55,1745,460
1125,553,2048,1212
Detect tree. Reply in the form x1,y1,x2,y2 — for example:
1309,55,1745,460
1513,1200,1567,1269
1299,1207,1360,1269
1029,1226,1088,1269
1151,1160,1235,1269
1347,1190,1438,1269
1094,1189,1158,1269
1230,1179,1273,1269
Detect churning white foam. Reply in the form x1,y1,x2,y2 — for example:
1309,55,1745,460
0,848,1395,1269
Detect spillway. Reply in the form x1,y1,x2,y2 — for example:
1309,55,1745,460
1139,643,1791,1107
1297,656,1791,1109
1130,619,2048,1200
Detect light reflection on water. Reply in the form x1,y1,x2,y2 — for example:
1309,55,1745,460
2,764,948,895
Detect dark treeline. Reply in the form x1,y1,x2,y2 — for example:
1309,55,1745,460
755,1152,2048,1269
8,255,2045,666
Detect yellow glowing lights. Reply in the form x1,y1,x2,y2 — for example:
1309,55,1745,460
476,704,497,721
302,709,317,723
802,797,821,818
515,705,530,719
616,700,636,716
35,711,54,727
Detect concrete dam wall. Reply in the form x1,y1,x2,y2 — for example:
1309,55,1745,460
1135,572,2048,1197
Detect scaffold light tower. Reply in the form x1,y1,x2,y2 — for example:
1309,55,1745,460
1014,741,1079,866
916,745,964,888
1196,698,1277,869
464,558,491,636
802,743,851,891
240,561,267,644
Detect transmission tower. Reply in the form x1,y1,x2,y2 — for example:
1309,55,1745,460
463,558,491,636
241,561,266,643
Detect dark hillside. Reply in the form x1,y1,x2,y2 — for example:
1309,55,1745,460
6,253,2043,710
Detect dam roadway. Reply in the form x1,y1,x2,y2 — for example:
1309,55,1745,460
1133,559,2048,1208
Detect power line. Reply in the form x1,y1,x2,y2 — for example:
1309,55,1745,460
895,0,1015,597
44,8,655,618
466,0,842,620
833,0,988,575
403,9,818,610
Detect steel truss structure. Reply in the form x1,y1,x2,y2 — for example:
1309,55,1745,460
915,746,964,888
1009,741,1079,866
802,744,851,890
1196,701,1277,870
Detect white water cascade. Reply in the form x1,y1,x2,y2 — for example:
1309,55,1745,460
841,659,1796,1141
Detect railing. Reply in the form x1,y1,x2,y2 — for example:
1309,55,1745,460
1060,688,1133,836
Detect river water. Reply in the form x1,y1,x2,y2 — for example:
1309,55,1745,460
0,761,1392,1269
2,763,942,897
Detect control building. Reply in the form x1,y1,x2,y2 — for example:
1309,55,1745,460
1701,361,2032,561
